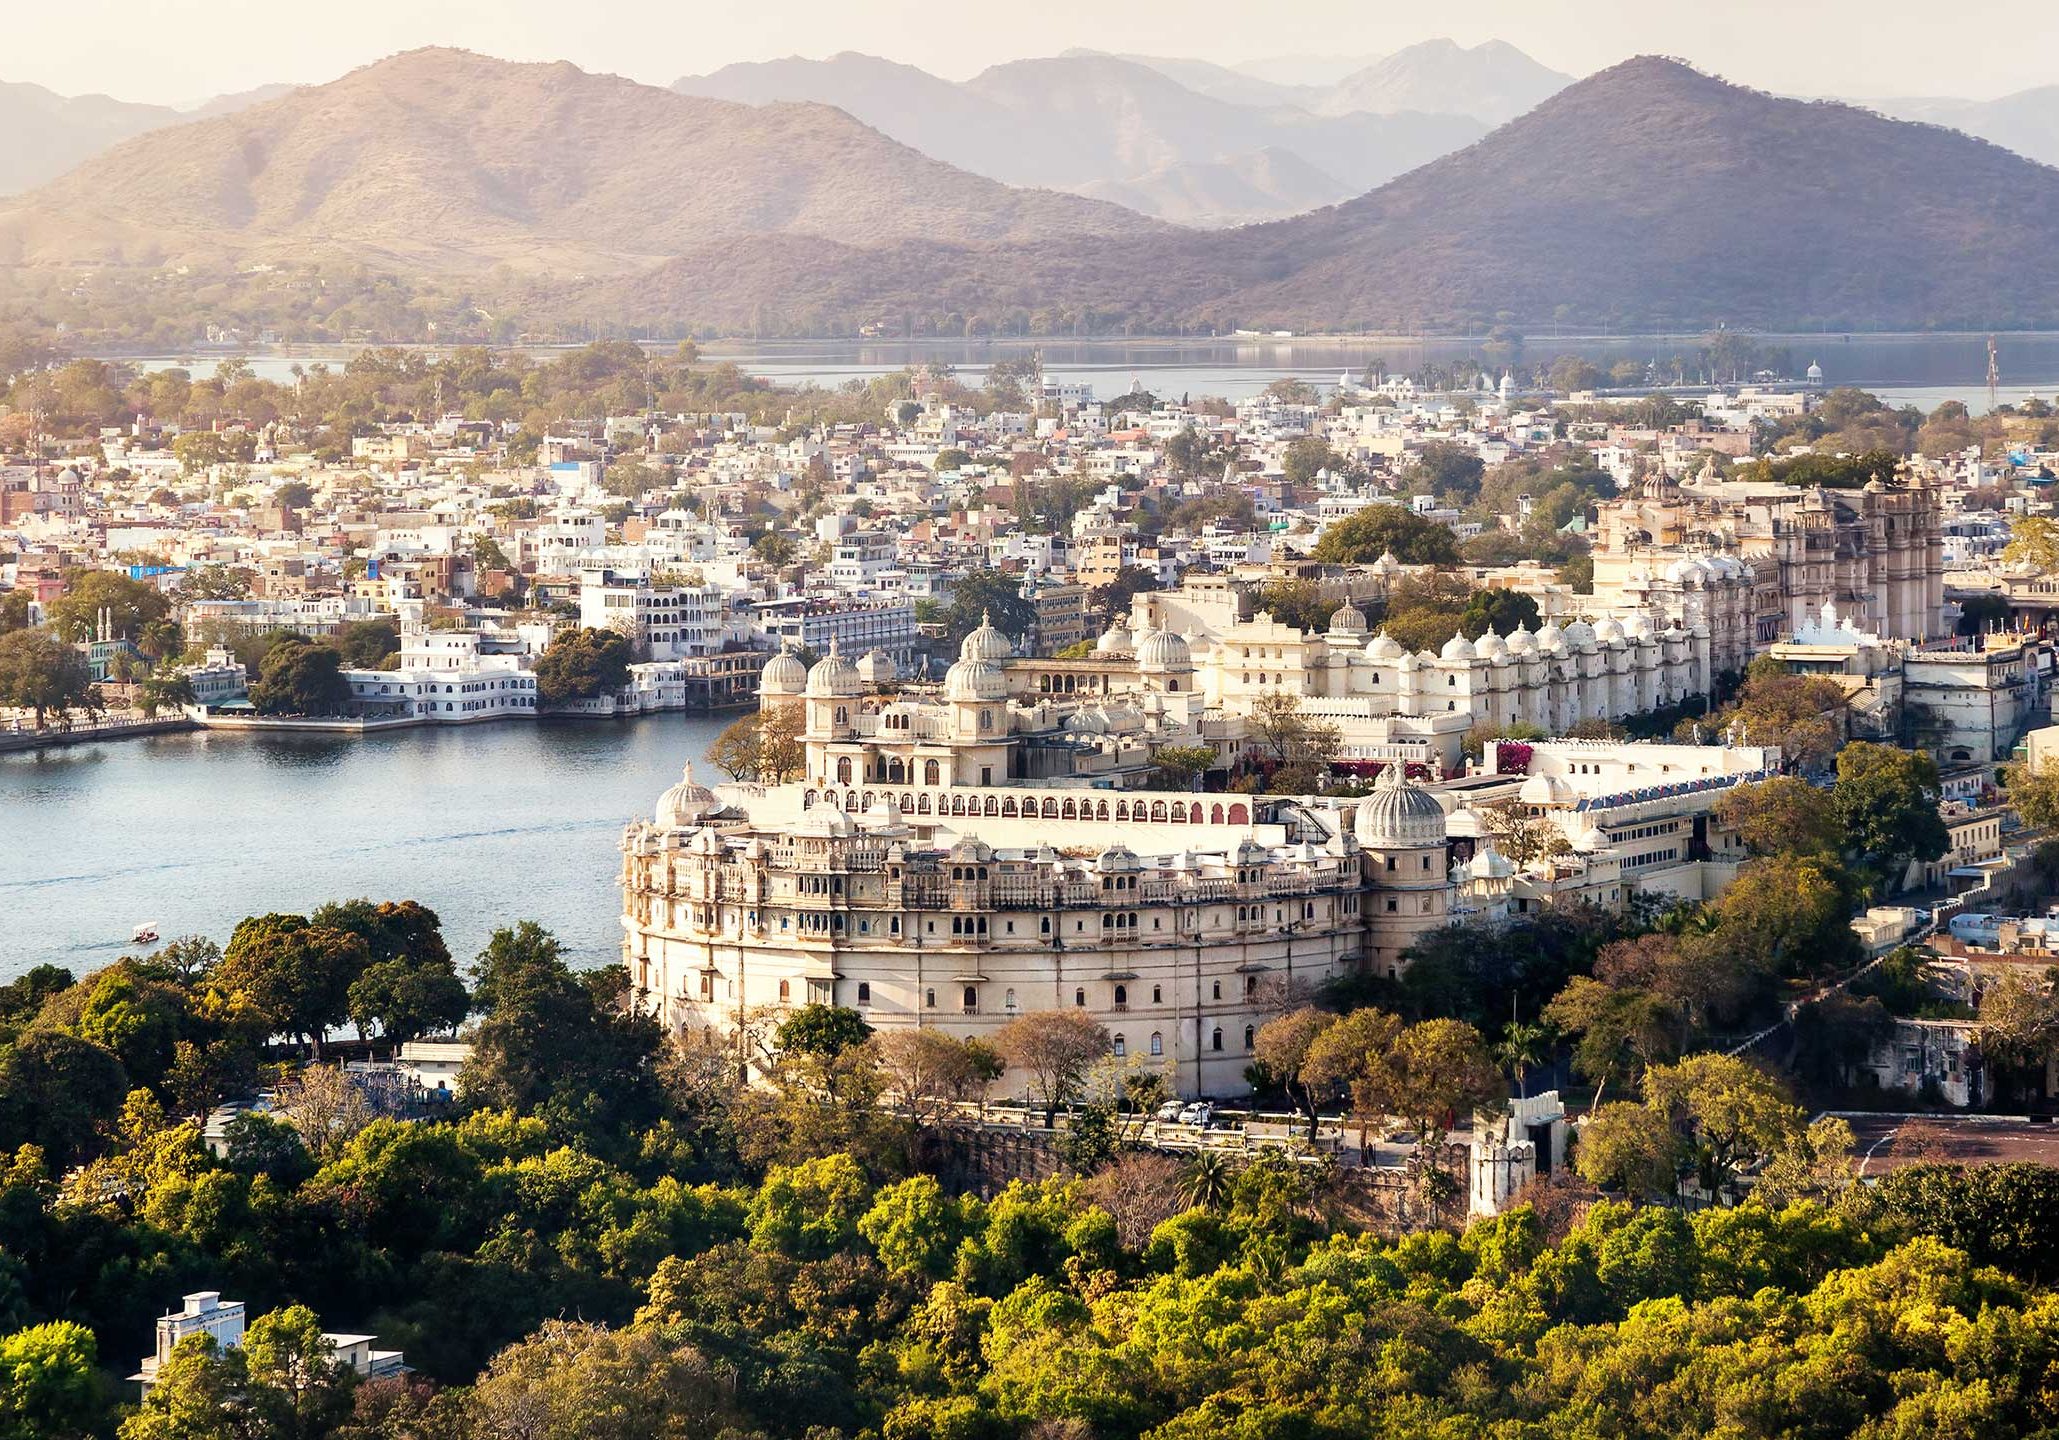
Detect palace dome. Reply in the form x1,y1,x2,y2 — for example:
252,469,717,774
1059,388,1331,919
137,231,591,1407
1439,633,1477,662
959,612,1015,664
1095,620,1134,654
1136,628,1193,671
1367,631,1406,661
655,761,718,829
943,657,1008,701
760,649,806,695
1327,600,1369,636
1352,763,1446,848
805,642,861,696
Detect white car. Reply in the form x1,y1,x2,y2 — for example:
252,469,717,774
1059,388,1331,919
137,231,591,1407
1153,1100,1184,1123
1178,1102,1213,1128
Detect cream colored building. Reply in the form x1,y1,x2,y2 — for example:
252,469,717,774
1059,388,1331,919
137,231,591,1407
620,622,1454,1098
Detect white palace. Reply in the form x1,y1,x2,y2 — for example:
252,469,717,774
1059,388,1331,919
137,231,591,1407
622,618,1459,1097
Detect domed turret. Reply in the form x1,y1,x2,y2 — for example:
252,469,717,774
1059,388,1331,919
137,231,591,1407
760,648,806,696
943,657,1008,701
959,611,1015,664
1367,631,1406,661
1562,619,1597,650
1352,763,1446,848
1506,624,1537,655
1136,628,1193,671
655,760,718,829
806,639,861,697
1327,599,1369,636
1439,633,1477,662
1594,618,1626,645
1535,622,1565,652
1095,619,1134,654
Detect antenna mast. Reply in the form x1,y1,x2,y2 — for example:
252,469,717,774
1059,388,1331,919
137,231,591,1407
1988,335,2000,412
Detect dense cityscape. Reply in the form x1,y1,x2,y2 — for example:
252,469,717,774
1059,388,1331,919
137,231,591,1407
10,8,2059,1438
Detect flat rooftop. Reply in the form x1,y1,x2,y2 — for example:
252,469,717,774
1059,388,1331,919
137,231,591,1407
1827,1112,2059,1175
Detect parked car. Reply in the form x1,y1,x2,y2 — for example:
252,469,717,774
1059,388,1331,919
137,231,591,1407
1153,1099,1184,1123
1178,1102,1213,1128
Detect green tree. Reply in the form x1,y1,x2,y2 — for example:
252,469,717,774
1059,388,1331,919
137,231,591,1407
1457,588,1540,640
43,570,170,644
247,638,351,716
707,704,805,783
1281,437,1339,487
1713,775,1841,856
0,1321,99,1440
346,958,468,1048
135,672,195,717
465,1321,741,1440
0,628,96,728
1833,741,1949,890
2003,754,2059,831
332,619,399,668
1311,505,1460,566
1642,1053,1807,1204
0,1032,128,1166
939,575,1037,656
533,627,634,704
215,913,370,1055
1150,744,1218,789
0,591,31,634
1574,1102,1679,1198
1253,1006,1340,1139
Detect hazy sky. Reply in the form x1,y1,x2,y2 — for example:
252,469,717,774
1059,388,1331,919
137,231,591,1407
13,0,2055,104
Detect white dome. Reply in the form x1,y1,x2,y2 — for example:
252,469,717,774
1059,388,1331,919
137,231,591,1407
1479,631,1510,660
1518,773,1573,806
1562,619,1597,649
856,648,897,683
1535,622,1564,651
1095,844,1142,873
1095,620,1134,654
796,801,857,837
944,657,1009,701
655,760,718,828
1327,600,1369,635
1665,558,1713,585
760,649,806,695
806,642,861,696
1594,618,1626,645
1505,624,1537,654
959,611,1015,664
1373,550,1402,573
1472,843,1516,879
1352,763,1446,848
1439,633,1477,662
1136,628,1193,671
1367,631,1406,661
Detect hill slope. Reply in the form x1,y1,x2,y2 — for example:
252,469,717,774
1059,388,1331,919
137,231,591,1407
0,82,179,196
674,52,1483,211
1315,39,1572,124
0,49,1156,272
588,57,2059,334
1079,147,1352,227
1875,86,2059,169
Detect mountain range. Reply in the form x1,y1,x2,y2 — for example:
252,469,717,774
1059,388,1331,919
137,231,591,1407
0,49,1156,274
5,48,2059,337
0,80,292,196
671,48,1497,226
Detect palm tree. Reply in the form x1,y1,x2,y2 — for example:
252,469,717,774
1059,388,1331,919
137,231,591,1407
1178,1151,1233,1212
1496,1022,1553,1099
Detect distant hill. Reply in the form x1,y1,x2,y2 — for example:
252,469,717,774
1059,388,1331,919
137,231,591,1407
182,83,302,119
0,49,1157,272
586,57,2059,334
1873,87,2059,169
674,51,1483,216
1078,147,1352,228
1065,51,1316,109
1314,39,1572,124
0,80,298,196
0,82,178,195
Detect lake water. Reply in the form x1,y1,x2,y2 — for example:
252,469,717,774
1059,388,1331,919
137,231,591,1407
0,714,731,982
117,331,2059,414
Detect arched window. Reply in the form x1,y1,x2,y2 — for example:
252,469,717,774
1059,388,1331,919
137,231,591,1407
1040,917,1051,934
1114,984,1127,1006
1043,797,1059,818
984,797,998,816
835,758,852,784
1097,800,1110,820
917,794,932,814
962,986,978,1010
1001,798,1019,817
1005,987,1017,1009
924,760,940,785
1211,804,1224,824
1243,1025,1255,1050
925,988,936,1008
777,980,790,1003
1112,1035,1127,1057
1152,985,1161,1004
1115,800,1130,820
1211,980,1221,1000
1228,804,1249,824
1211,1027,1223,1052
1149,1032,1163,1056
857,982,871,1005
1062,799,1078,819
1074,988,1086,1006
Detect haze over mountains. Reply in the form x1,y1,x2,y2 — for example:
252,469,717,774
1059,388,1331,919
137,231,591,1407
5,44,2059,337
671,46,1503,225
0,80,294,196
0,49,1155,274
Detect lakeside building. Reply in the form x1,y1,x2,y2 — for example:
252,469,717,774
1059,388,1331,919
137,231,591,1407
622,622,1459,1097
129,1292,404,1393
620,622,1778,1098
